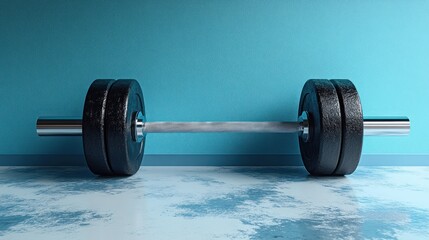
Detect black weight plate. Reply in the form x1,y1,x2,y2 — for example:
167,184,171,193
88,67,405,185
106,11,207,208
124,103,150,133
298,80,342,175
82,79,115,176
105,79,145,176
330,80,363,175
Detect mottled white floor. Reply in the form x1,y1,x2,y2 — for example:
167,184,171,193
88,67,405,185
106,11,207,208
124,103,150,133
0,166,428,239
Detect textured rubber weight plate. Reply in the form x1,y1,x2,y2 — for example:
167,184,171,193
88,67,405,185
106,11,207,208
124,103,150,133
331,80,363,175
105,80,145,176
298,80,342,175
83,79,115,175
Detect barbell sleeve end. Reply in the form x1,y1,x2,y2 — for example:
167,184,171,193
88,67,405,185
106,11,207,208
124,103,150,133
363,116,410,136
36,117,82,136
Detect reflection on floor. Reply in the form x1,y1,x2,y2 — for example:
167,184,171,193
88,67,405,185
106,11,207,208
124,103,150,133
0,166,428,239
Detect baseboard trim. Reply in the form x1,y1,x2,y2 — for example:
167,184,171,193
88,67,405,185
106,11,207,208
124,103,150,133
0,154,428,166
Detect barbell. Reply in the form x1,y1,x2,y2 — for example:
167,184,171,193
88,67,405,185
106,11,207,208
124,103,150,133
36,79,410,176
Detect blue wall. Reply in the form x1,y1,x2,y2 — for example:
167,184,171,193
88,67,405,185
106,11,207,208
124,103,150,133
0,0,428,157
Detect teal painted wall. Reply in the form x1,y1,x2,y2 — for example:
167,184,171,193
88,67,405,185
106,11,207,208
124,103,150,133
0,0,428,156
